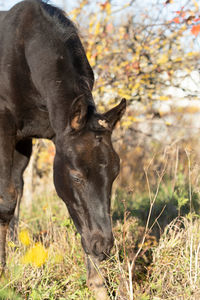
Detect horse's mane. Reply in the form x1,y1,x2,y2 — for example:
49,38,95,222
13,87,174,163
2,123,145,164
25,0,94,103
25,0,78,39
40,1,77,30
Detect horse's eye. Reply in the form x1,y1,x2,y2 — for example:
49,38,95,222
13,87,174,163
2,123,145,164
72,175,81,183
69,169,83,184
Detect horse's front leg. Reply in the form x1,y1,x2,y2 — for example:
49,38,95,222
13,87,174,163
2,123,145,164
0,183,17,278
0,223,8,277
0,109,17,277
86,256,109,300
9,139,32,242
9,194,21,242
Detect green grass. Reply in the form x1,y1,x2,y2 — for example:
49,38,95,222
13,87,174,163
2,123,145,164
112,172,200,238
1,175,200,299
1,194,95,300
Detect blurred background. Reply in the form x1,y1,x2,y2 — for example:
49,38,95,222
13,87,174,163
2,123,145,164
1,1,200,299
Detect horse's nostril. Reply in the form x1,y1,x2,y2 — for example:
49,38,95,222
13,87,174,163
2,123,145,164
91,234,114,259
92,239,105,257
93,240,100,256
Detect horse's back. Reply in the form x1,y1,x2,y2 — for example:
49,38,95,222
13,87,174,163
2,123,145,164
0,0,94,139
0,11,7,23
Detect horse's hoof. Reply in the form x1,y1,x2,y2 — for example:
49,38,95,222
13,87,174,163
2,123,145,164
93,287,110,300
87,278,110,300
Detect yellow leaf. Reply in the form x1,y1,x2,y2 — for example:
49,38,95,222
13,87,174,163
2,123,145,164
21,243,48,267
121,120,133,128
131,82,140,91
95,22,101,35
150,37,159,45
159,95,169,101
8,241,17,248
157,54,168,65
192,0,199,10
187,52,197,57
106,2,111,15
173,57,182,62
19,229,31,246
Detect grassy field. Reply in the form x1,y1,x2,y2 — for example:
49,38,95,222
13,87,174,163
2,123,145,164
1,173,200,299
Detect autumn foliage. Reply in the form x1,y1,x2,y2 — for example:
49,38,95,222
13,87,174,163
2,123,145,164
69,0,200,108
169,0,200,37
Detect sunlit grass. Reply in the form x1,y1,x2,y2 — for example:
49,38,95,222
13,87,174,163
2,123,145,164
1,186,200,299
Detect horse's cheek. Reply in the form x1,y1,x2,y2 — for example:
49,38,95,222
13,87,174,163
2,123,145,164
53,154,66,199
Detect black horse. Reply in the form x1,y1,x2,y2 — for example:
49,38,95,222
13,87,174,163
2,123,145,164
0,1,126,298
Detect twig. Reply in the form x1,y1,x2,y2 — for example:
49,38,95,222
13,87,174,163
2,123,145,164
172,146,179,193
126,154,168,297
185,149,192,213
149,204,166,233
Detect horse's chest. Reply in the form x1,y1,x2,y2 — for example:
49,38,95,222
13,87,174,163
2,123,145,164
16,108,55,140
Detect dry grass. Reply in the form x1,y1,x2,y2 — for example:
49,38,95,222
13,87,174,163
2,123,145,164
1,162,200,299
0,192,154,300
149,216,200,300
1,194,94,300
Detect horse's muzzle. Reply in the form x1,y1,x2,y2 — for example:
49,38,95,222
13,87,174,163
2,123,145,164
82,231,114,260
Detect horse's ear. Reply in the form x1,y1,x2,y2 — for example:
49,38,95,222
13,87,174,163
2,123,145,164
103,98,126,130
69,95,88,131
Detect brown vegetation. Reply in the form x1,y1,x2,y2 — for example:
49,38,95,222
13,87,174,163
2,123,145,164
1,0,200,299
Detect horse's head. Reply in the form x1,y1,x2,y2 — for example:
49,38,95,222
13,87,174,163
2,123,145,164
53,96,126,261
